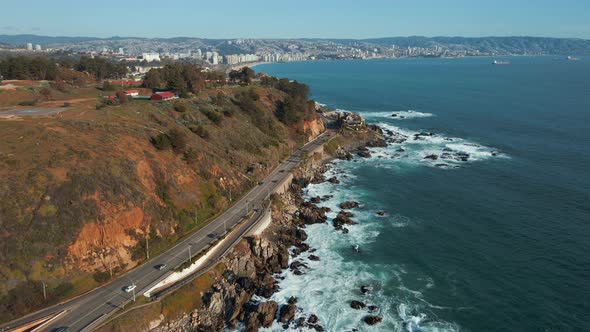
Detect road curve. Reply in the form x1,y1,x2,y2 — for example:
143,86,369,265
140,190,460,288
1,130,335,332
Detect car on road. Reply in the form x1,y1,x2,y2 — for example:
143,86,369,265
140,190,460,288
279,169,285,173
154,264,167,270
258,181,264,185
123,285,136,292
52,328,69,332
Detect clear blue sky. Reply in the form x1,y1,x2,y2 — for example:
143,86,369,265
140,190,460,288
3,0,590,39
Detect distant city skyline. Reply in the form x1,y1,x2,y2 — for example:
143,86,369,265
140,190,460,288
2,0,590,39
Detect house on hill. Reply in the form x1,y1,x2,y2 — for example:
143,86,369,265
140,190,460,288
150,91,177,101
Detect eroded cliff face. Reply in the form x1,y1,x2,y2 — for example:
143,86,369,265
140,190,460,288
303,118,326,142
67,202,146,272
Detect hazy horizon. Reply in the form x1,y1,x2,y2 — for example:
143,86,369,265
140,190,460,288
3,0,589,40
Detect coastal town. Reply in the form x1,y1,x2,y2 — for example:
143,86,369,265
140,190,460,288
2,35,583,75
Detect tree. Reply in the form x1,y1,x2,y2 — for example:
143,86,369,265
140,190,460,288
240,67,255,85
115,90,128,104
144,69,161,90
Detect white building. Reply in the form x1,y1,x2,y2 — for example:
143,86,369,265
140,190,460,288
26,43,33,51
118,48,124,55
211,55,219,65
34,44,42,51
141,53,161,62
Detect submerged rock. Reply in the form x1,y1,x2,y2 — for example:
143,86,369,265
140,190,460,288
424,154,439,160
363,315,383,325
350,300,366,309
360,285,372,294
327,176,340,184
339,201,360,209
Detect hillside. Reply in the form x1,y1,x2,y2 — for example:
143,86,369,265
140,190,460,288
0,83,324,321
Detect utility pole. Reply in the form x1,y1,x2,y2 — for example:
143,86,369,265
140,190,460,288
146,236,150,260
132,287,136,302
108,260,113,278
188,245,192,263
42,282,47,301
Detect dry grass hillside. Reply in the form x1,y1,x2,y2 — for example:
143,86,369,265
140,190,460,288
0,83,324,321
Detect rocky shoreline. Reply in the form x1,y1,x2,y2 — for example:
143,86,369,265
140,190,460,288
151,127,385,332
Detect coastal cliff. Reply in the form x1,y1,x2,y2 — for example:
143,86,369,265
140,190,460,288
115,125,385,332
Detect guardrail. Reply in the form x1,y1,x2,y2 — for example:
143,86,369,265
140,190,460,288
148,208,268,301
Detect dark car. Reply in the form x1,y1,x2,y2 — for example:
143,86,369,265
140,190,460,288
52,328,70,332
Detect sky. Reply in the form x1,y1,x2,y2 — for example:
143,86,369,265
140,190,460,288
2,0,590,39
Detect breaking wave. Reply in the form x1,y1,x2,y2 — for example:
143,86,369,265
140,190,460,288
263,111,504,331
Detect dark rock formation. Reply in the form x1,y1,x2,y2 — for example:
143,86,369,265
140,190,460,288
363,315,383,325
350,300,366,309
297,202,327,225
327,176,340,184
279,303,296,323
339,201,359,209
308,254,320,261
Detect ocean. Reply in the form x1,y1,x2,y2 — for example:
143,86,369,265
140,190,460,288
254,57,590,331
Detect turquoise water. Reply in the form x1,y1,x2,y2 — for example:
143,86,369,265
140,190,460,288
256,57,590,331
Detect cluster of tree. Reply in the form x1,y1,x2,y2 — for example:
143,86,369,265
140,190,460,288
143,64,226,95
260,76,315,126
0,55,127,82
260,76,310,99
75,56,128,80
228,67,255,85
0,56,58,80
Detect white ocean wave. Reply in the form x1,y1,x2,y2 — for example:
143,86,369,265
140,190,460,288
363,110,435,120
264,174,459,332
365,122,506,170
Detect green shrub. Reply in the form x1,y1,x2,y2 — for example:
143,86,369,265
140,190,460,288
93,270,111,283
189,124,210,139
183,148,199,164
174,103,189,113
201,109,222,125
168,129,188,154
151,133,172,150
18,100,38,106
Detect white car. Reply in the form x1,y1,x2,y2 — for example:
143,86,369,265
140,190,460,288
123,285,136,293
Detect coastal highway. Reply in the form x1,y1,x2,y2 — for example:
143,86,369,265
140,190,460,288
1,130,334,332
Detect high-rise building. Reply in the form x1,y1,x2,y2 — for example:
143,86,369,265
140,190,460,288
26,43,33,51
118,48,124,55
34,44,42,51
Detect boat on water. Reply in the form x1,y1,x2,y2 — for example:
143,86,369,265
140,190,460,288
567,56,580,61
493,60,511,65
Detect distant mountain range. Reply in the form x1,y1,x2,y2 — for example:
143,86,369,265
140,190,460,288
1,34,589,55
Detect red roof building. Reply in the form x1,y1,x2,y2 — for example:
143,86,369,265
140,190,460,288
150,91,176,101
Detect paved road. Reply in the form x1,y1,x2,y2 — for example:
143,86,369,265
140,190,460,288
1,130,334,332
